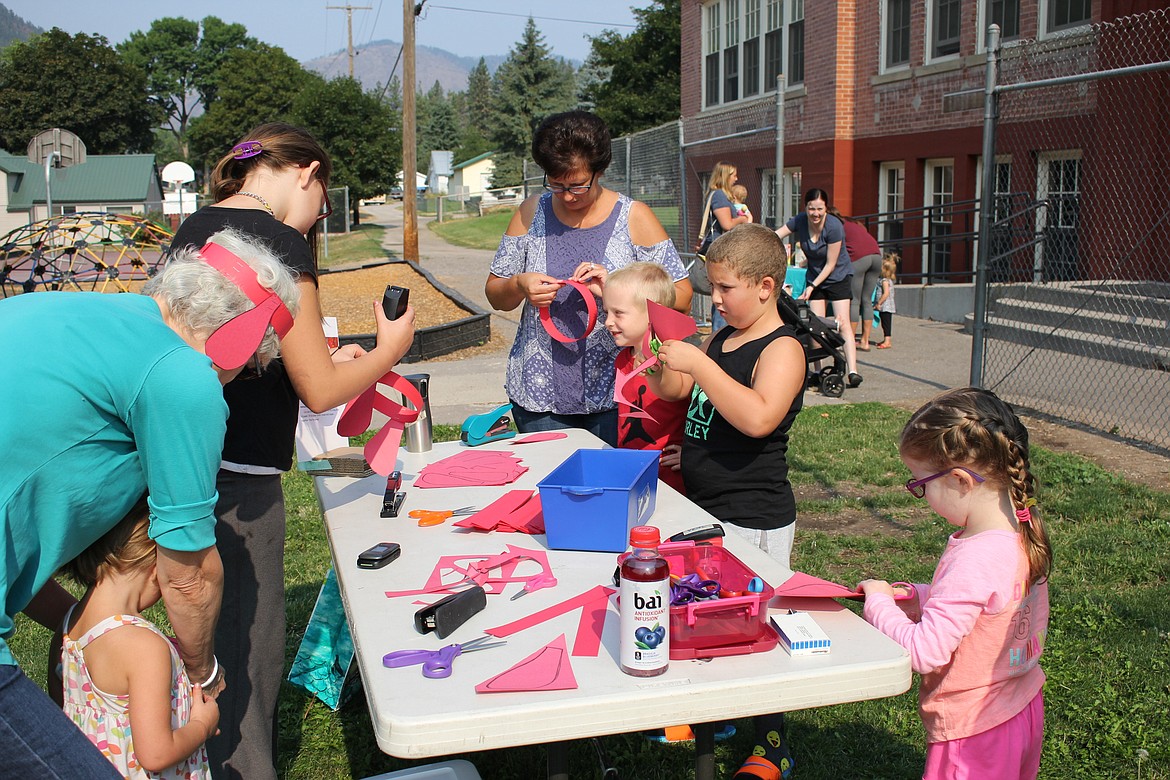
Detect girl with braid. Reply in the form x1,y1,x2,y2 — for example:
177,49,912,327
859,387,1051,780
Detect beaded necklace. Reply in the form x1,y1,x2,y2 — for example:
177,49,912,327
236,191,274,216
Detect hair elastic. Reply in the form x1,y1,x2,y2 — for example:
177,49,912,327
232,140,263,159
199,242,294,370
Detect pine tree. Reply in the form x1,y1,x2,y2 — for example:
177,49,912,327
489,19,576,160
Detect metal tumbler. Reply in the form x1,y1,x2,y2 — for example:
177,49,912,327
403,373,433,453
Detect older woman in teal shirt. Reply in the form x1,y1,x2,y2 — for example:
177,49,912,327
0,229,298,778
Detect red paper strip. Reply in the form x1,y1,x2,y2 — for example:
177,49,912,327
510,432,569,445
539,279,597,343
484,585,616,646
571,593,613,657
452,490,534,530
775,571,863,600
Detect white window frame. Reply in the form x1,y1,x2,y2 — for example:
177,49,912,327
1034,150,1082,281
761,166,803,230
878,162,905,248
1038,0,1092,38
880,0,913,73
701,0,803,110
976,0,1021,50
925,0,962,63
925,158,955,278
974,154,1013,257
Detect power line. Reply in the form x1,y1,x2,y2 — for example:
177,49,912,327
426,4,635,28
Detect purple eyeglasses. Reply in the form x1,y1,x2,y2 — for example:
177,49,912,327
905,467,985,498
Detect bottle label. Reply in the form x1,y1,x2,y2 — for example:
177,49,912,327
620,577,670,672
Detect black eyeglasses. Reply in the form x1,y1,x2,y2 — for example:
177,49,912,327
905,467,985,498
236,353,265,381
543,173,596,195
317,180,333,222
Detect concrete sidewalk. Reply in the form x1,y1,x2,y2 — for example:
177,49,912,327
362,202,972,425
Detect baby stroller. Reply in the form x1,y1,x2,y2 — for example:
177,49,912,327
777,290,849,397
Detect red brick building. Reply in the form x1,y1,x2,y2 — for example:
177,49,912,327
681,0,1169,282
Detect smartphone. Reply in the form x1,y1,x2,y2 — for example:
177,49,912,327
357,541,401,569
382,285,410,321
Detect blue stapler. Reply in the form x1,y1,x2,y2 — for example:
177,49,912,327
461,403,517,446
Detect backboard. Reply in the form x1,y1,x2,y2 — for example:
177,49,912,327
161,160,196,186
27,128,87,168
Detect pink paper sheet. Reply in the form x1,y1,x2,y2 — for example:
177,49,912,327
452,490,544,534
646,299,698,342
475,634,577,693
774,571,863,600
510,432,569,445
414,449,527,489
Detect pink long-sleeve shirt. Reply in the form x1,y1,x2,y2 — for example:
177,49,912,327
864,529,1048,743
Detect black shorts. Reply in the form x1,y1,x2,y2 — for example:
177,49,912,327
808,277,852,302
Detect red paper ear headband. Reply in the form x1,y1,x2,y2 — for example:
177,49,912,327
199,242,295,370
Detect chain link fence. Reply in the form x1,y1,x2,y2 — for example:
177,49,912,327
974,8,1170,451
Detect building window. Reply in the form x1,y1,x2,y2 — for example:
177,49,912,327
743,0,761,97
925,159,955,279
931,0,961,59
1045,0,1091,32
705,4,721,107
724,0,740,101
988,0,1020,39
788,0,805,85
702,0,802,109
762,167,802,229
884,0,911,69
878,162,905,252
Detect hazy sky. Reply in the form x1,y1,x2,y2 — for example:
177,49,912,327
6,1,640,63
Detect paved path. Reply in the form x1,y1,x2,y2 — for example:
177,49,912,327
360,202,972,425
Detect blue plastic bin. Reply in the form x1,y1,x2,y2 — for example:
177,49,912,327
537,448,660,552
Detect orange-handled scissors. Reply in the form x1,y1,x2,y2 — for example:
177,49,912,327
409,506,476,527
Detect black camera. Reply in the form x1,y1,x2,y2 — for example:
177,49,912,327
382,285,410,321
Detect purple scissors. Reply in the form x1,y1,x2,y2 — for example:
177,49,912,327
670,573,720,605
382,635,505,678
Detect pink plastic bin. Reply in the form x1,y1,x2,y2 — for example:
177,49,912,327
658,541,774,657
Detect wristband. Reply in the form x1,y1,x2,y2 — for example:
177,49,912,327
198,656,220,688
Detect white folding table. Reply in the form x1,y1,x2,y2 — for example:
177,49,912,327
314,429,910,779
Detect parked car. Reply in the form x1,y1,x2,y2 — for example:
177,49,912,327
360,194,386,206
389,186,404,200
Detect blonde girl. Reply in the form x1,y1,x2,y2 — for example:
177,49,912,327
859,387,1051,780
698,162,753,331
61,498,216,779
875,254,897,348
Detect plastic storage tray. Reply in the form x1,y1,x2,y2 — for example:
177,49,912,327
538,448,660,552
659,541,775,657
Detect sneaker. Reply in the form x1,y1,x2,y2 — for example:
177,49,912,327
733,752,795,780
848,371,863,388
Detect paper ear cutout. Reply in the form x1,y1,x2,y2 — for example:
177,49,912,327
646,300,697,342
205,295,286,370
475,634,578,693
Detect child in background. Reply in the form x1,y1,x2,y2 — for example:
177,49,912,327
730,184,753,222
60,497,217,779
581,261,688,493
875,254,897,349
859,387,1051,780
652,223,806,780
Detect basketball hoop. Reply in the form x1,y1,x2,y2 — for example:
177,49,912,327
26,128,87,223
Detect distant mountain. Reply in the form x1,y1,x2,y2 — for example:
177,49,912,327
303,39,507,94
0,3,43,49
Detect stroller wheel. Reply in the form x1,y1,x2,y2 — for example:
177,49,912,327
820,373,845,398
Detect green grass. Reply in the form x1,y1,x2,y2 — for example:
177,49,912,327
319,223,390,270
429,209,515,251
9,410,1169,778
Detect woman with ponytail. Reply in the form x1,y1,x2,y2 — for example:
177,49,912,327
172,123,415,780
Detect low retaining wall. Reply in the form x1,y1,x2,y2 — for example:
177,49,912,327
327,260,490,362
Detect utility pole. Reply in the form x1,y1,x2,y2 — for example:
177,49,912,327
402,0,420,261
327,4,371,78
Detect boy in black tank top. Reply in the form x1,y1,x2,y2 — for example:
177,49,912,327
651,223,805,780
